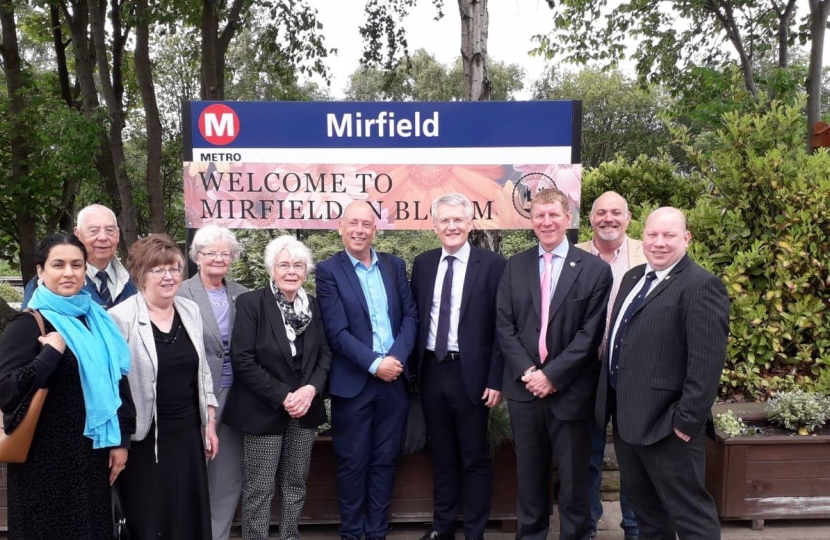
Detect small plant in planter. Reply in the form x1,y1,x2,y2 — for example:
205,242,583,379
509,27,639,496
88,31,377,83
767,390,830,435
714,409,755,437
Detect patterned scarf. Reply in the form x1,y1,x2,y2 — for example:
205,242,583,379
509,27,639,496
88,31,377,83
271,281,312,356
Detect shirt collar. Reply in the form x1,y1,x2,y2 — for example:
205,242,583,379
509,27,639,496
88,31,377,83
441,242,470,264
590,236,629,260
538,240,570,260
346,248,378,270
645,257,682,281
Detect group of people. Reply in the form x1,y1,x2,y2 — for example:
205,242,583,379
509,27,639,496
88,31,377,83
0,187,729,540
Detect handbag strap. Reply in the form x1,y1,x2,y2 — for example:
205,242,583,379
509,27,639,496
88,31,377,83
23,309,46,338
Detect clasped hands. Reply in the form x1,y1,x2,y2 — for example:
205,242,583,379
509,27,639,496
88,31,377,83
375,356,403,382
522,367,556,398
284,385,316,418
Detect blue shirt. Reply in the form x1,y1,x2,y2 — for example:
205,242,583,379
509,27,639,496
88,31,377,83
346,249,394,374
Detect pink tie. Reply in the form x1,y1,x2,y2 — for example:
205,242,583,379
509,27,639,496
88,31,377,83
539,252,554,364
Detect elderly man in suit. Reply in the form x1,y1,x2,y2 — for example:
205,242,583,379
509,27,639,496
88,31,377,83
22,204,137,309
410,193,506,540
497,188,613,540
596,207,729,540
316,201,419,540
575,191,644,540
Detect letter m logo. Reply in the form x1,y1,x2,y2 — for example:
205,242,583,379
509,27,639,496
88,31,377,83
198,104,240,146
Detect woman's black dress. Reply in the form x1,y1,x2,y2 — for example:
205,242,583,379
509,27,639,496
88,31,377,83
117,312,212,540
0,313,134,540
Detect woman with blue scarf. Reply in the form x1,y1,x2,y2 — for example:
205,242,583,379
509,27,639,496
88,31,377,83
0,233,134,539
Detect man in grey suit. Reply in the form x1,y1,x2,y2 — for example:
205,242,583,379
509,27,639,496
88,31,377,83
576,192,643,539
596,207,729,540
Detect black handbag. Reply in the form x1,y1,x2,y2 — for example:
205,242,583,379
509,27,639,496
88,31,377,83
112,486,130,540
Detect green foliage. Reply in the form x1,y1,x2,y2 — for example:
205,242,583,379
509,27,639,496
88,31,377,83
0,282,22,304
680,96,830,400
767,391,830,433
487,402,512,458
345,49,524,101
714,410,753,438
532,67,671,168
579,154,704,219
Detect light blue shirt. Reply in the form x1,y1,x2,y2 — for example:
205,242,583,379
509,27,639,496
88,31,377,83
538,240,570,297
346,249,394,374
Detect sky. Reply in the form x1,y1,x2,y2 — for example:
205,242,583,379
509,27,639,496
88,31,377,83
313,0,830,100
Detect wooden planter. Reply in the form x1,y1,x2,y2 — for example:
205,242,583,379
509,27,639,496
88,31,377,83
705,403,830,530
236,436,522,528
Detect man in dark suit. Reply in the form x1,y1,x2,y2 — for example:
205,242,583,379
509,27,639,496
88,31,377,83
316,201,419,540
596,207,729,540
497,188,613,540
410,193,506,540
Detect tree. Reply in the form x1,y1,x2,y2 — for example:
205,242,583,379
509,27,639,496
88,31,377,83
536,0,827,150
532,67,671,169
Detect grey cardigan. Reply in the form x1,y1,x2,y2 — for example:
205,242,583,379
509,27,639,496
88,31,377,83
109,293,218,442
177,274,248,392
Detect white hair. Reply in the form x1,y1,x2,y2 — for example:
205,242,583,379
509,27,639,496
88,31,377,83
189,225,242,262
431,193,473,221
264,235,315,273
76,204,118,231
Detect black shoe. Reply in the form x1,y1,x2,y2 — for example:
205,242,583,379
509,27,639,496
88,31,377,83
624,536,639,540
366,537,386,540
465,537,484,540
590,531,597,539
420,531,453,540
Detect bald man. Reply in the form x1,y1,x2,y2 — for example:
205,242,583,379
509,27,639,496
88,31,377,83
595,207,729,539
576,191,643,539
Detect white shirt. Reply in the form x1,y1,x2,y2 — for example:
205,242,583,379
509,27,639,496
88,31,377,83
426,242,470,353
608,259,682,371
87,258,130,299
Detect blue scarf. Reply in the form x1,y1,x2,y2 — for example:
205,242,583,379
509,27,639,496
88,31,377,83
29,286,130,449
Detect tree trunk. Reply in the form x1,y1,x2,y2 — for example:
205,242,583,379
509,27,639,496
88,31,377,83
134,0,166,233
1,0,40,282
50,3,74,107
87,0,139,245
706,0,758,98
775,0,797,69
807,0,830,152
201,0,221,99
458,0,500,251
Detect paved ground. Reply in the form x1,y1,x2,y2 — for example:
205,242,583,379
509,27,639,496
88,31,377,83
223,501,830,539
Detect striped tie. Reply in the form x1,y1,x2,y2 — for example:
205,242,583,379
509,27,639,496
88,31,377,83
96,270,113,308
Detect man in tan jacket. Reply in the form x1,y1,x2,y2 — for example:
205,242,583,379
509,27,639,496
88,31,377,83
576,191,645,540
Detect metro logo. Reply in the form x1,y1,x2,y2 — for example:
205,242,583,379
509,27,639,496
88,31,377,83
199,104,240,146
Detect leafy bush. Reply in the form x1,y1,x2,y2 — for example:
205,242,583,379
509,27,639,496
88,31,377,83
679,97,830,400
0,281,22,304
714,410,754,438
767,391,830,433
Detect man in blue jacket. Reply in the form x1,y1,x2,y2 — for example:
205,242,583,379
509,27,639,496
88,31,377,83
316,201,418,540
22,204,136,309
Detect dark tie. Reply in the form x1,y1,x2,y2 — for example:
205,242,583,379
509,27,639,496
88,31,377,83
609,271,657,389
96,270,113,308
433,255,455,361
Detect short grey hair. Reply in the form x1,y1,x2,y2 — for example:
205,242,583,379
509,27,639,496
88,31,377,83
189,225,242,263
431,193,473,222
264,235,315,274
76,204,118,231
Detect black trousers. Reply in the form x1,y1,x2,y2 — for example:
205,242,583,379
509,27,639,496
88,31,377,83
421,351,492,538
613,423,720,540
507,399,592,540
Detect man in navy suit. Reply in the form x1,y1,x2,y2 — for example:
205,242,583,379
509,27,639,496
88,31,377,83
316,201,419,540
497,188,612,540
410,193,506,540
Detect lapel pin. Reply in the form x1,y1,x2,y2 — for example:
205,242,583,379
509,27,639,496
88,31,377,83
569,261,575,267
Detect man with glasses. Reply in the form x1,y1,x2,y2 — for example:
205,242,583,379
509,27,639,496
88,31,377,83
22,204,137,309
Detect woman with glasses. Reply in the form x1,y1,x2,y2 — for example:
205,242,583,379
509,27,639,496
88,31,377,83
223,235,331,539
178,225,248,540
109,234,219,540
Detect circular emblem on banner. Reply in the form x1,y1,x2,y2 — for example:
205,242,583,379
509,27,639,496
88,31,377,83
512,172,558,218
198,104,240,146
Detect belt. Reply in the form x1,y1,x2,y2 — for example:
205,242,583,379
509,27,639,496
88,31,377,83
427,350,460,361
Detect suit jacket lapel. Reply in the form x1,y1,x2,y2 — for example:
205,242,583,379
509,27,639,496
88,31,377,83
136,297,158,372
460,248,481,320
547,246,581,323
187,277,224,352
635,255,691,314
338,251,370,317
612,266,645,324
525,249,542,319
263,287,295,363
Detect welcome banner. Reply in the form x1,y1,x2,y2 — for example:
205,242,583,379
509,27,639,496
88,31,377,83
183,101,582,230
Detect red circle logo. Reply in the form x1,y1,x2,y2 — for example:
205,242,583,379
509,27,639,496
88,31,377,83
198,104,240,146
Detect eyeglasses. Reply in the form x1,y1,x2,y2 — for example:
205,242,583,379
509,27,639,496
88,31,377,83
199,251,232,261
84,226,118,238
275,262,306,273
148,265,183,278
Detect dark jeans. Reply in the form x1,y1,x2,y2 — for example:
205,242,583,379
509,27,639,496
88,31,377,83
588,421,639,537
